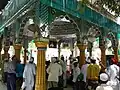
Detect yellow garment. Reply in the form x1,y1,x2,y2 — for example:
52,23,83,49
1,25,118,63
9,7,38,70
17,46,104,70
87,64,101,80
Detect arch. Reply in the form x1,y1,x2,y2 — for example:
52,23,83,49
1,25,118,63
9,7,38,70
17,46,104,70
48,15,80,43
87,26,101,38
17,17,41,44
49,15,80,33
106,32,118,47
87,26,101,43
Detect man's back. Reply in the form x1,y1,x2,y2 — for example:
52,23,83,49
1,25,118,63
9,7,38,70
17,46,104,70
47,63,62,82
81,64,89,82
23,63,36,86
108,64,119,81
16,63,24,77
87,64,100,80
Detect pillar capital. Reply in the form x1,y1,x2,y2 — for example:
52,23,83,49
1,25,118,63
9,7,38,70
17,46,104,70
113,46,118,50
77,44,87,51
99,45,106,51
99,45,105,48
13,44,22,50
35,41,48,50
13,44,22,60
113,47,118,53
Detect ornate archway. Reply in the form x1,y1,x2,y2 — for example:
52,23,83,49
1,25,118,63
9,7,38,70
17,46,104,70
86,26,101,56
106,32,118,61
107,32,118,47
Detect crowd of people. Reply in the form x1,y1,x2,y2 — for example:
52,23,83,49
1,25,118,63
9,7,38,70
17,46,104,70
2,54,120,90
46,55,120,90
3,55,36,90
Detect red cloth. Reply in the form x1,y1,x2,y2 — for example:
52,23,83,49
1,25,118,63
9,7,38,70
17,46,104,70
111,58,118,64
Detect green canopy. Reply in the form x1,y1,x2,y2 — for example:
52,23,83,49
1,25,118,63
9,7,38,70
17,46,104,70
40,0,120,33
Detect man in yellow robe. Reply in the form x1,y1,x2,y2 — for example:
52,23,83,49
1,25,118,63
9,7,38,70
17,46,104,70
87,57,101,90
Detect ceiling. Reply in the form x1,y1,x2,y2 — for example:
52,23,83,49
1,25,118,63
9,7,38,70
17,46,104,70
0,0,9,11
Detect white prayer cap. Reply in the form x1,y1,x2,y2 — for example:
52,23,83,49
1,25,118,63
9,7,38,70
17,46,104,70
100,73,109,82
86,59,90,63
91,56,96,61
51,57,57,63
86,57,91,63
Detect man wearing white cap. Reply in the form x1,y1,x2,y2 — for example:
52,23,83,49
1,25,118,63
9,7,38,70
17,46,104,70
96,73,113,90
81,57,91,82
22,57,36,90
47,57,62,89
106,58,119,90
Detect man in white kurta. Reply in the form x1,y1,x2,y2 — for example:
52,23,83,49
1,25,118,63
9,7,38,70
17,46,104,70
81,57,90,82
96,73,113,90
107,58,119,90
47,57,62,89
23,57,36,90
